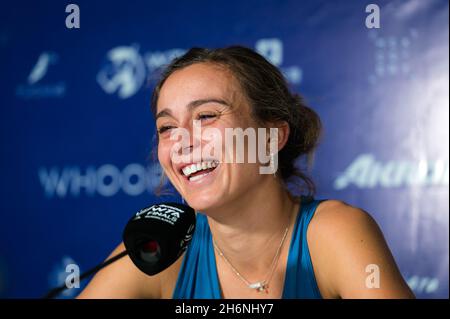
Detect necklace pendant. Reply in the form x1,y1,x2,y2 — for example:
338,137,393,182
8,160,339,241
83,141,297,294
249,282,268,293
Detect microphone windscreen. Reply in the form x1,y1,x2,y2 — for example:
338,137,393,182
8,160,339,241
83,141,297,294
123,202,196,276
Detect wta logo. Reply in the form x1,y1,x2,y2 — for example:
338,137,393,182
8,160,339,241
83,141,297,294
97,39,302,99
96,45,185,99
133,204,184,225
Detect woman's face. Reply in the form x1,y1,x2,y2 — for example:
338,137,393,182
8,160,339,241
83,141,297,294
156,63,269,212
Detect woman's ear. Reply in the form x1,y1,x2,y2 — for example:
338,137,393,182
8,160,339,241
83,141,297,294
277,121,290,152
267,121,290,153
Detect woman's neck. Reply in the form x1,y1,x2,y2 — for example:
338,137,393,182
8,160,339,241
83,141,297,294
204,176,300,275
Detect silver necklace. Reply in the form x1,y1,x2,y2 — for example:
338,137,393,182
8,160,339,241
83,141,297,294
212,225,290,293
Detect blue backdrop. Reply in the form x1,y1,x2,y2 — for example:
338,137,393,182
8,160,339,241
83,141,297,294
0,0,448,298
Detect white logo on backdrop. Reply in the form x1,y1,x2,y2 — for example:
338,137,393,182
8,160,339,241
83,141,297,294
367,29,418,84
16,51,66,99
97,39,303,99
334,154,449,190
255,38,303,85
407,275,440,295
96,45,147,99
28,52,54,84
97,45,185,99
38,163,166,198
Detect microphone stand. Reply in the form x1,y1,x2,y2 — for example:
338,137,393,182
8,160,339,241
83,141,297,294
43,250,128,299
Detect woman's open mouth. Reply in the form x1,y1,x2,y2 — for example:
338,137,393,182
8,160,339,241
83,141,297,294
179,160,220,183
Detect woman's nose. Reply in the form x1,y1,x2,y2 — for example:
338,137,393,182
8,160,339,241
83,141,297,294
173,122,203,160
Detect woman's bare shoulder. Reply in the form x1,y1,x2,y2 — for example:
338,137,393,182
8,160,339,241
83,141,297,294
77,242,183,299
307,199,414,298
311,199,373,226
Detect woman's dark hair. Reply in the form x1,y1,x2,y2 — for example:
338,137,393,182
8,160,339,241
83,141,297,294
151,46,322,197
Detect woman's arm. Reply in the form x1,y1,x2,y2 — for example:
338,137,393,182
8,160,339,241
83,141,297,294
76,242,162,299
308,200,415,299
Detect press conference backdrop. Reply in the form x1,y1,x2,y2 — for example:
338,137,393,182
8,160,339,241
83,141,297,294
0,0,448,298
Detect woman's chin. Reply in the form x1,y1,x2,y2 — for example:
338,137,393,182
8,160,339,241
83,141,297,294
184,195,223,213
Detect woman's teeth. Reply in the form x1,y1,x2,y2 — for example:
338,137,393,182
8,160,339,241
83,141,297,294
181,160,219,181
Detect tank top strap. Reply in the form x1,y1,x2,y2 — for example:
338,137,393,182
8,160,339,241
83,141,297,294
172,213,221,298
282,196,326,298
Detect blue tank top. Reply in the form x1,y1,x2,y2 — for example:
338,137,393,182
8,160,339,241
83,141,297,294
172,197,325,299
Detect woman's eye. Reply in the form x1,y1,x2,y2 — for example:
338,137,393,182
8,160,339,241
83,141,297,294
157,126,174,134
197,113,217,121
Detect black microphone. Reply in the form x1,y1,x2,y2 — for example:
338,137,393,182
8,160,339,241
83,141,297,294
123,202,196,275
44,202,196,299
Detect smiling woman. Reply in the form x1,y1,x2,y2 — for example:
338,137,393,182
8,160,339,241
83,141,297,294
77,46,415,299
